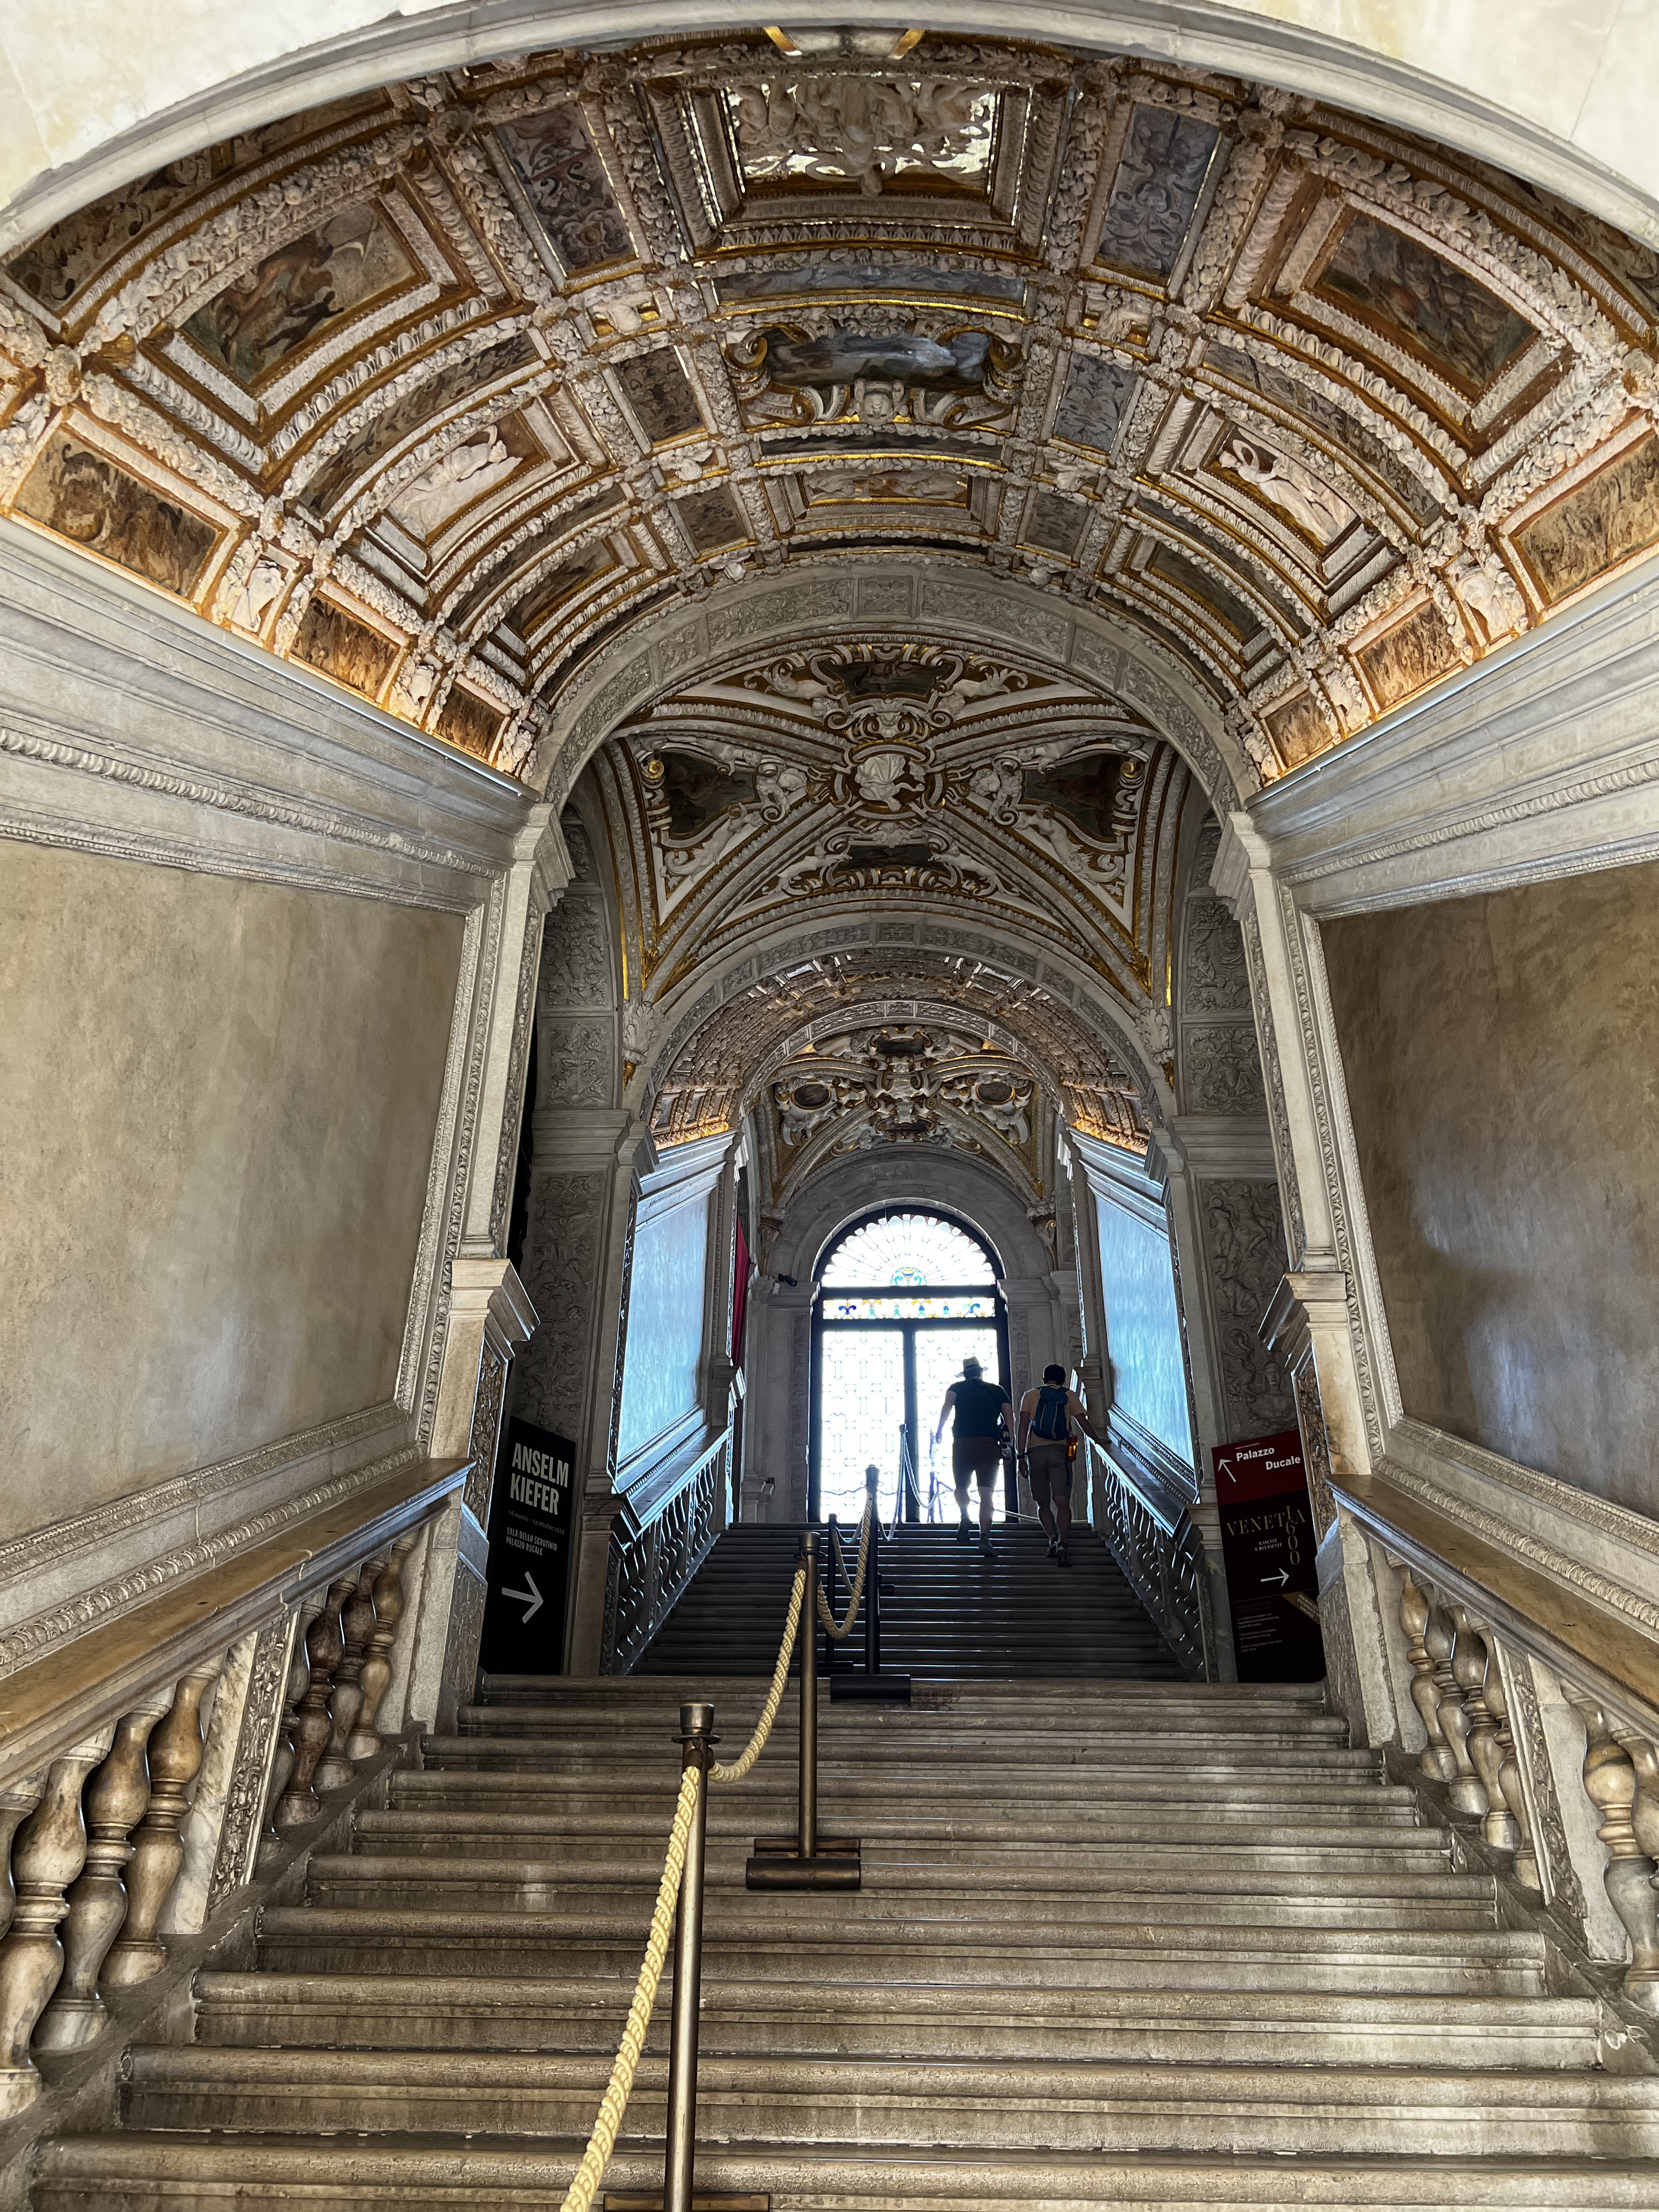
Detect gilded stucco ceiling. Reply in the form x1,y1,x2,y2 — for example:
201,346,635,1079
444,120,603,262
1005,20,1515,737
4,29,1659,799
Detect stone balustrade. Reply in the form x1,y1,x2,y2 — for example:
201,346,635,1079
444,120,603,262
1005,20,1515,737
1335,1476,1659,2023
0,1488,451,2122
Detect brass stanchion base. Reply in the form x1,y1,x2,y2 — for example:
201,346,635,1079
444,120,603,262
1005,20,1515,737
744,1834,862,1889
605,2195,771,2209
828,1671,912,1703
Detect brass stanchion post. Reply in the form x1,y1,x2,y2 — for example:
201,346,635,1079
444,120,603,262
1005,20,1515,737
747,1536,860,1889
664,1702,714,2212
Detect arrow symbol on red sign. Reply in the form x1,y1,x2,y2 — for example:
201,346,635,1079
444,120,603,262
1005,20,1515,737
1261,1568,1290,1589
503,1571,543,1623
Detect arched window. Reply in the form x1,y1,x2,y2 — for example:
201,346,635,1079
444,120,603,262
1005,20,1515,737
811,1208,1008,1525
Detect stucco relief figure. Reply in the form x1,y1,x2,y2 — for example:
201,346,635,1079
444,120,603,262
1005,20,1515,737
1217,434,1357,544
388,431,521,538
727,322,1020,429
228,555,286,634
851,747,927,812
727,76,994,196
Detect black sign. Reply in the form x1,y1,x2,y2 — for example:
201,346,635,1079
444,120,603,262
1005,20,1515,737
1212,1427,1325,1683
481,1417,576,1675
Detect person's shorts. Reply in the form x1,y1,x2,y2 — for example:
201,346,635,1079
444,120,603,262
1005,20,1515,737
952,1436,1002,1485
1025,1441,1073,1505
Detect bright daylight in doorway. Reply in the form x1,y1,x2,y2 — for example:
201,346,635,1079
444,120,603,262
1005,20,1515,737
816,1212,1001,1521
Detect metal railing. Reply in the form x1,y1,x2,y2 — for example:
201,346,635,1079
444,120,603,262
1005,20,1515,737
601,1425,732,1674
1083,1433,1214,1679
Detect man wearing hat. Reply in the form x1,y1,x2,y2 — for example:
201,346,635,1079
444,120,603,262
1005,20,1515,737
932,1354,1012,1558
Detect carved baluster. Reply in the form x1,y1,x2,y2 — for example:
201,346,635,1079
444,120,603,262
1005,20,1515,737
1620,1730,1659,1995
100,1663,218,1990
0,1731,112,2119
1458,1616,1509,1843
315,1563,377,1790
1399,1571,1456,1783
1483,1660,1538,1885
0,1773,46,1947
1434,1601,1488,1819
346,1535,418,1761
274,1580,349,1828
1570,1695,1659,2016
34,1691,170,2050
262,1607,313,1854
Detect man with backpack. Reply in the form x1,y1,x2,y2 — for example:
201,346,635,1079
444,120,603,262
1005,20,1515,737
1016,1365,1106,1567
932,1355,1012,1559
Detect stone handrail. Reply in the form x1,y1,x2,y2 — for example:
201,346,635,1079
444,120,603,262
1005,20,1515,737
601,1424,733,1674
1082,1434,1214,1681
0,1455,465,2120
1331,1463,1659,2020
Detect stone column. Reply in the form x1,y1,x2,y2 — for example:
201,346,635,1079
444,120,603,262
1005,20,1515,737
1214,814,1391,1725
406,1256,538,1730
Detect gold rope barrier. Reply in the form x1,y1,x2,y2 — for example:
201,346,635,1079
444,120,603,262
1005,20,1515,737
557,1759,702,2212
817,1498,873,1641
557,1550,818,2206
711,1567,806,1784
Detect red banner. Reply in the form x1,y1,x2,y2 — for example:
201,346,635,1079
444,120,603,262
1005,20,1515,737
731,1214,750,1369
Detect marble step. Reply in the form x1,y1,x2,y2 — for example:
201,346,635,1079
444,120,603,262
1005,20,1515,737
39,2133,1659,2209
191,1970,1605,2070
344,1828,1463,1885
254,1906,1548,1995
116,2047,1659,2156
302,1856,1497,1930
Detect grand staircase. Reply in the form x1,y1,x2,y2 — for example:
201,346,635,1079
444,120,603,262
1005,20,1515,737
30,1541,1659,2208
638,1521,1183,1678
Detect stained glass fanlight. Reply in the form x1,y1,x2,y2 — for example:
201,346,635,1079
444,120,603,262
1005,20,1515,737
819,1212,997,1319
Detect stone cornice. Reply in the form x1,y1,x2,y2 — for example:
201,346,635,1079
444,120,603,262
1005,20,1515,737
1245,551,1659,916
0,518,529,910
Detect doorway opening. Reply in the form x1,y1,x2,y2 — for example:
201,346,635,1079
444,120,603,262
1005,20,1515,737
808,1209,1009,1524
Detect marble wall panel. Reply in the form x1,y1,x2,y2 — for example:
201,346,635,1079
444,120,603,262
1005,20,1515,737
1321,859,1659,1514
0,839,465,1540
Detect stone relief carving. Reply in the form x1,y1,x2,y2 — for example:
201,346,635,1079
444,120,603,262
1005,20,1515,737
1202,1178,1295,1439
205,1611,296,1910
540,1018,615,1107
538,895,612,1008
464,1333,510,1526
439,1555,489,1721
515,1169,608,1442
1183,895,1251,1014
1183,1023,1269,1114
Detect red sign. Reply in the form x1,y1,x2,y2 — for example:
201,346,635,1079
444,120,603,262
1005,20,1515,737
1211,1427,1325,1684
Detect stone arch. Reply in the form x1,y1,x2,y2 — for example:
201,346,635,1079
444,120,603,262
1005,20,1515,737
7,1,1658,264
536,556,1243,812
744,1142,1068,1520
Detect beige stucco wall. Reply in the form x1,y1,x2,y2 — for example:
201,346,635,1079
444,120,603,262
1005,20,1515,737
0,838,465,1541
2,1,1657,257
1320,860,1659,1520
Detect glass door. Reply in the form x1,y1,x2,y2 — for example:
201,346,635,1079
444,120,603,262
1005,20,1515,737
816,1326,906,1521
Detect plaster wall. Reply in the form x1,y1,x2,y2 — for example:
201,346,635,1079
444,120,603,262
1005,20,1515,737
5,0,1659,260
1,837,464,1541
1320,860,1659,1518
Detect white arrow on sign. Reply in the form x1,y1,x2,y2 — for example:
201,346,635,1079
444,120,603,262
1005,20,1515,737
503,1571,543,1623
1261,1568,1290,1589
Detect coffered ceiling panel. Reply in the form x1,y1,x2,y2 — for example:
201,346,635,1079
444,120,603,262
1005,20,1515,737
4,30,1659,792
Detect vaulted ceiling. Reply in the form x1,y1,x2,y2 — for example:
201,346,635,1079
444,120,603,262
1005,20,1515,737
4,29,1658,800
7,28,1659,1218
